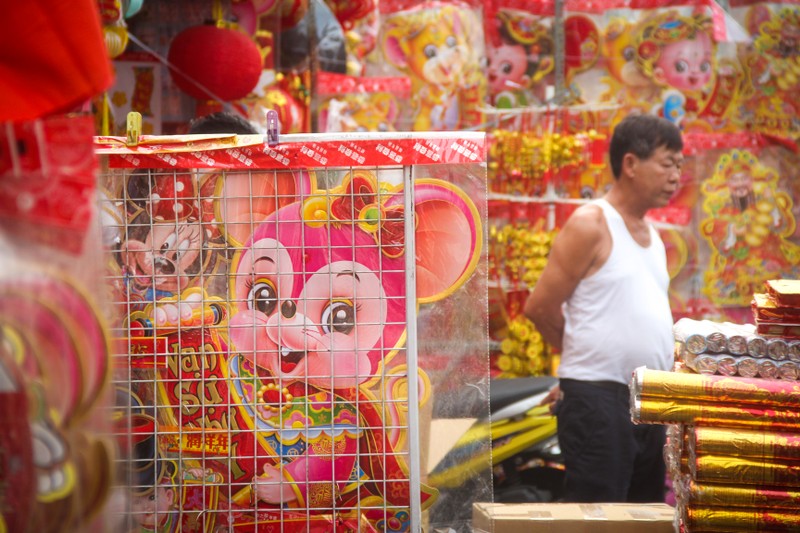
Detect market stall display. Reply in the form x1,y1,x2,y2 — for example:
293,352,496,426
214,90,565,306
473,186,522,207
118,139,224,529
633,280,800,532
94,131,489,532
0,115,114,532
2,0,800,530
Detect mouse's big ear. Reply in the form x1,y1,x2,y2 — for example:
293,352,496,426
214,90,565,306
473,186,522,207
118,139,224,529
381,22,412,72
215,169,312,247
394,179,482,303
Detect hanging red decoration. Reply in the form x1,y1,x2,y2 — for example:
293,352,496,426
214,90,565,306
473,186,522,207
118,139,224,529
167,24,262,101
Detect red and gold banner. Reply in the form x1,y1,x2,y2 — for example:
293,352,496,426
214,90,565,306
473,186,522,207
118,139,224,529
95,133,487,169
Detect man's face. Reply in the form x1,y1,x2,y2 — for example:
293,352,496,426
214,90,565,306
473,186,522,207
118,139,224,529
635,145,684,208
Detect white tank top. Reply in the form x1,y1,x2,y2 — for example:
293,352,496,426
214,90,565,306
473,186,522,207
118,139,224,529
558,199,674,384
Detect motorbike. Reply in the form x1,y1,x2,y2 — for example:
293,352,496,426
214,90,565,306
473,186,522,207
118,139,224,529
427,376,565,530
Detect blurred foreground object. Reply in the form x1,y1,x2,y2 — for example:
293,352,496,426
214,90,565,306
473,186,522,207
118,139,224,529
0,1,112,121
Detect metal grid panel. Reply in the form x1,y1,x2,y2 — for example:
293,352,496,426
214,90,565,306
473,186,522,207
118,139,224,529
102,163,424,532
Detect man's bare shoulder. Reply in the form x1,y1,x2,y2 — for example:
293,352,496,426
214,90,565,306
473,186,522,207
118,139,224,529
560,202,606,240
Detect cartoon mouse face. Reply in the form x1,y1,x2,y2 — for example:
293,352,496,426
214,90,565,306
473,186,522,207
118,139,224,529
228,206,405,390
121,218,204,294
382,4,471,87
223,172,481,393
417,32,468,85
604,19,653,89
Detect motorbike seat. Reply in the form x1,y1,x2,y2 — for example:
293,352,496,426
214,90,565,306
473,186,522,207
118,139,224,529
490,376,558,414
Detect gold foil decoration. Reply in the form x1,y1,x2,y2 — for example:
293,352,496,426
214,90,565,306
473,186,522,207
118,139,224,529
631,367,800,410
691,455,800,487
683,505,800,532
690,426,800,463
632,397,800,432
683,479,800,510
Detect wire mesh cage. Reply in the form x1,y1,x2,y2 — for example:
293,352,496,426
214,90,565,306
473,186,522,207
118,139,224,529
95,132,490,532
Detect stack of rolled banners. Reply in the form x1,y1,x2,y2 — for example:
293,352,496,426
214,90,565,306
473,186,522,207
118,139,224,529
673,318,800,381
631,367,800,532
752,279,800,337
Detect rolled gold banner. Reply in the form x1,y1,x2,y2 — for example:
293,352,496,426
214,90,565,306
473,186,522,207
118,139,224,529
683,505,800,532
632,397,800,432
692,455,800,488
683,479,800,509
690,426,800,463
631,367,800,410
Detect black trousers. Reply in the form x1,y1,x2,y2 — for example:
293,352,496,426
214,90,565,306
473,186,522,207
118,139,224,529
556,378,667,503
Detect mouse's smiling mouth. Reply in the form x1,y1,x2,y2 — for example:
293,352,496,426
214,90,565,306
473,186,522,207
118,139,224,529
280,346,305,373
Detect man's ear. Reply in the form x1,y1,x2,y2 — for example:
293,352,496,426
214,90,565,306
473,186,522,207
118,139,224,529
621,152,639,178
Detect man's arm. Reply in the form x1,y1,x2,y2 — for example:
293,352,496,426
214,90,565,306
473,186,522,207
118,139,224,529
523,205,606,351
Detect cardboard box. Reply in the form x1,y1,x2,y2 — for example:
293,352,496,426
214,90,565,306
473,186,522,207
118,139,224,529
472,502,676,533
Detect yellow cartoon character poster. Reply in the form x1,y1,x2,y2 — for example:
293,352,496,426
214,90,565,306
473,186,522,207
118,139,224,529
700,148,800,306
379,0,486,131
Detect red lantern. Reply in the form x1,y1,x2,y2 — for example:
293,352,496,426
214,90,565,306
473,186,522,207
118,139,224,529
167,25,262,101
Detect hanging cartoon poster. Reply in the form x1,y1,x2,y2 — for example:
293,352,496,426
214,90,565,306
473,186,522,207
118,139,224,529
581,3,747,133
485,3,554,109
219,169,480,530
599,14,660,111
733,3,800,140
317,72,411,132
105,168,230,318
633,10,745,131
323,0,380,76
377,0,486,130
699,146,800,307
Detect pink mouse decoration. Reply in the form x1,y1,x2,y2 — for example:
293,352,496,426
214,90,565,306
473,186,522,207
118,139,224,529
219,169,481,531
